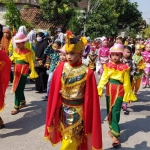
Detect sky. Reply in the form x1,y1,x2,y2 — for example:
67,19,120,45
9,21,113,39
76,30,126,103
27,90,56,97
130,0,150,24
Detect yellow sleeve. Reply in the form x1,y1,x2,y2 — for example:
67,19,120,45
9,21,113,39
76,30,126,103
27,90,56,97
123,69,137,102
8,40,14,56
97,65,110,96
27,53,38,79
25,42,35,61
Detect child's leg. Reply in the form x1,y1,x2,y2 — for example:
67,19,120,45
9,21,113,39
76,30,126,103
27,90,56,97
47,72,54,97
122,102,127,111
110,98,122,138
142,74,147,87
135,77,142,94
60,134,79,150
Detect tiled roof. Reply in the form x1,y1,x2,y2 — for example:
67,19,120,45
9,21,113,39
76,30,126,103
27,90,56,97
21,7,51,29
77,1,88,10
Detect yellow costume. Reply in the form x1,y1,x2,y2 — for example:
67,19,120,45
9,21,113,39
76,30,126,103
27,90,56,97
8,39,35,60
132,54,145,94
98,63,136,102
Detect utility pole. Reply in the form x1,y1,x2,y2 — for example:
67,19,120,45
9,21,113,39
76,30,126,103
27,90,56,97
148,18,150,26
87,0,92,12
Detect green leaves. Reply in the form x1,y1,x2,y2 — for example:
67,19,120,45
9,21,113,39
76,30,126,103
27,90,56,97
85,0,142,38
2,0,22,28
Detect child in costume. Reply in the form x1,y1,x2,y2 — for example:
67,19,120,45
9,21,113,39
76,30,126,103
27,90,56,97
87,43,98,71
132,44,146,94
44,32,102,150
98,38,110,75
142,42,150,88
0,50,11,128
44,41,61,100
121,46,137,114
97,43,136,147
10,32,38,115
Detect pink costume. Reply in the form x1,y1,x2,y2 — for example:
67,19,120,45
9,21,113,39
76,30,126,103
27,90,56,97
142,49,150,87
98,43,110,75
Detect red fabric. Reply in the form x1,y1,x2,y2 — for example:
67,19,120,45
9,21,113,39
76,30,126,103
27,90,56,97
106,62,129,71
0,51,11,111
44,62,102,149
12,64,29,93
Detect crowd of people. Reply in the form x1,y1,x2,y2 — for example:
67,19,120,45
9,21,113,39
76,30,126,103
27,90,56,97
0,23,150,149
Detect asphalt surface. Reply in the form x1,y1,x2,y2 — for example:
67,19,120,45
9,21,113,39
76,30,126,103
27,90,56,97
0,79,150,150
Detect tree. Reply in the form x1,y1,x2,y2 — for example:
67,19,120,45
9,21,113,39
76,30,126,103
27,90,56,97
85,0,118,37
2,0,22,29
39,0,81,30
85,0,143,38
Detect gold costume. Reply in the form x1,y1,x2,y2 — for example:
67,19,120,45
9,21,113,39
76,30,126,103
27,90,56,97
60,63,88,150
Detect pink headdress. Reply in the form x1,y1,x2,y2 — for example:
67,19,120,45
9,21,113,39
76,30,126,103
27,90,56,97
110,43,124,53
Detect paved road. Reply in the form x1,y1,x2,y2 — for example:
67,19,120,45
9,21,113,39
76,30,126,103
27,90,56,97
0,80,150,150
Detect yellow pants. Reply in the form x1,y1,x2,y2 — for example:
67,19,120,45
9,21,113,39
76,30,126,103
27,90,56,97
132,77,141,94
60,134,79,150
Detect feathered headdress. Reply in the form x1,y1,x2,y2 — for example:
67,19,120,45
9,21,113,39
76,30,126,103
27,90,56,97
65,30,87,53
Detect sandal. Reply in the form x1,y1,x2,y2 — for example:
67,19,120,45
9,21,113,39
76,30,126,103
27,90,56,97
112,137,120,147
108,130,113,138
19,104,26,109
11,110,19,115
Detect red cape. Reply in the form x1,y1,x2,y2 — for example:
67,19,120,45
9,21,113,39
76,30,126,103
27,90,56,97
44,62,102,150
0,50,11,111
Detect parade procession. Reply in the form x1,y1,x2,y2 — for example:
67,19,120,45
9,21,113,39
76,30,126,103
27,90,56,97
0,0,150,150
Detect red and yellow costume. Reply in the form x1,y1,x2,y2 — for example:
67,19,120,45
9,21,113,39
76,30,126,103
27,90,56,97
44,31,102,150
98,62,137,137
0,50,11,126
10,48,38,109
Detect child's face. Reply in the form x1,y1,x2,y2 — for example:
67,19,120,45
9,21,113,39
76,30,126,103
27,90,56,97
123,48,131,59
90,50,95,55
102,41,108,47
53,43,60,51
60,53,66,62
146,44,150,51
66,52,81,65
135,48,141,55
110,52,122,63
116,39,123,45
16,42,25,49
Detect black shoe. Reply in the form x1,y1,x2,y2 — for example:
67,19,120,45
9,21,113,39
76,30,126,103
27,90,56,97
124,110,129,115
0,124,5,129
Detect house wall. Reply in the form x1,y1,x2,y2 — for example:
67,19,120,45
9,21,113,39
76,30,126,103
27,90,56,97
0,3,37,25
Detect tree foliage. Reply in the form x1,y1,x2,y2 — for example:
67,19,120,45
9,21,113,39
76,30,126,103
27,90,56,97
85,0,143,37
39,0,81,29
2,0,22,29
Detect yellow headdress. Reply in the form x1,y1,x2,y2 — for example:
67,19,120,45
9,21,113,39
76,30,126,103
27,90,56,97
65,30,87,53
135,44,143,51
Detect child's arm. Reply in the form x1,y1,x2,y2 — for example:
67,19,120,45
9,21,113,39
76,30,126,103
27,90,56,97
123,69,137,102
97,64,110,96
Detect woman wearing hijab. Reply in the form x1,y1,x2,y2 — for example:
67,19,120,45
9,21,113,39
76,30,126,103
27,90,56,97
27,30,36,52
0,24,3,41
35,32,48,93
1,29,12,55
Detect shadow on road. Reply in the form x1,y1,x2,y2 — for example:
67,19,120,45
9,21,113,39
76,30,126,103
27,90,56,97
0,100,47,138
105,141,150,150
120,116,150,143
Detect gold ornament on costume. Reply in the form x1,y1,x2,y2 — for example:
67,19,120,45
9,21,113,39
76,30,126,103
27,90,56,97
65,30,87,53
135,44,143,51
